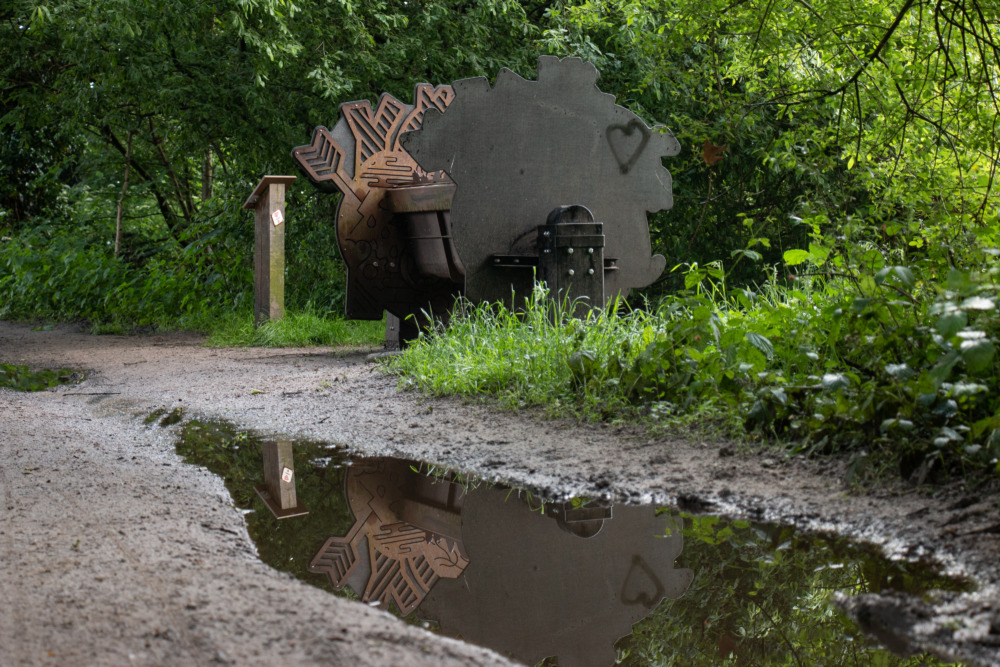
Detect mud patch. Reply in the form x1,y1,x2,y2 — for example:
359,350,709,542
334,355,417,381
172,415,969,665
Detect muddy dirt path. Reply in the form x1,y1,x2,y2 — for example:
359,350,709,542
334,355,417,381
1,321,998,665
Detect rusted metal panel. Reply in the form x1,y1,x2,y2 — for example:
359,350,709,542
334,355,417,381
291,85,462,322
294,56,680,336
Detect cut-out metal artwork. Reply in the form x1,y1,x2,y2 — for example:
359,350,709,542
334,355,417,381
292,85,463,325
309,458,693,665
308,458,469,615
294,57,679,342
401,55,680,307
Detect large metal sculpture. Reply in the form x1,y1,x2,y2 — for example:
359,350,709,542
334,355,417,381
402,55,679,308
292,84,462,330
293,56,679,337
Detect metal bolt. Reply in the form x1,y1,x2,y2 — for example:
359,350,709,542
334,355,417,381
567,247,574,255
588,268,595,275
588,247,594,254
389,262,396,268
373,261,378,267
494,258,500,264
568,269,575,276
543,249,551,254
543,230,551,237
513,258,519,264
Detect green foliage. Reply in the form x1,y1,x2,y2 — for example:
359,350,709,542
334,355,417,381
392,285,661,416
0,206,252,330
393,265,1000,480
540,0,998,292
205,308,384,347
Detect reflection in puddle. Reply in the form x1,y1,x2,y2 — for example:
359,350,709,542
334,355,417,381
309,457,693,666
174,418,970,666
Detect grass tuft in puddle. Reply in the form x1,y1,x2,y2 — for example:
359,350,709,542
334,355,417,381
0,363,81,391
145,407,185,426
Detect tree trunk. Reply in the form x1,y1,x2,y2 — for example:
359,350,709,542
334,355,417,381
202,150,213,200
114,133,134,258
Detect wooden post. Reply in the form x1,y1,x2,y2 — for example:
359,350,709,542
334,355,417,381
254,440,308,519
243,175,296,327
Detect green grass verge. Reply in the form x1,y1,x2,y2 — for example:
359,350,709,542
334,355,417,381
204,309,384,348
392,274,1000,483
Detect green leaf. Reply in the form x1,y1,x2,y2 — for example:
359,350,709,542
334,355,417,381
744,331,775,360
960,296,996,311
961,340,996,373
783,249,811,266
820,373,849,391
807,243,830,264
936,311,967,338
875,266,915,290
880,418,915,433
930,350,961,385
684,271,704,290
884,363,915,380
568,349,598,380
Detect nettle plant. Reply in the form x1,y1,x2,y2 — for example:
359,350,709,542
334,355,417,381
741,223,1000,480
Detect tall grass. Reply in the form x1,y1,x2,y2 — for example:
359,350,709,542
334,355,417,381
393,271,1000,482
392,286,651,413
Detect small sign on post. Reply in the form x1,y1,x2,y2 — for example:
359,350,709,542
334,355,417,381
243,175,296,327
254,440,308,519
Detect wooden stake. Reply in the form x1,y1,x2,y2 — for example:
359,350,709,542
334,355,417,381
243,175,296,327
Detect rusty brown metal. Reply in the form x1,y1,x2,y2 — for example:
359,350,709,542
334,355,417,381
292,85,462,322
308,458,468,615
294,56,681,337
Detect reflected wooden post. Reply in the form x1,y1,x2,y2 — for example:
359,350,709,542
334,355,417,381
243,175,296,327
254,440,308,519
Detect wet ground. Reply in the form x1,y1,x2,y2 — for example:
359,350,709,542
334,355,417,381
176,417,973,665
2,320,999,665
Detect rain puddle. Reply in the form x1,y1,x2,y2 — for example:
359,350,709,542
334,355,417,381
174,416,971,666
0,363,81,391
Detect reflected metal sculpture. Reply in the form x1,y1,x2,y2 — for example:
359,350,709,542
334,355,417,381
293,57,680,341
420,487,694,667
309,458,693,665
308,458,468,615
